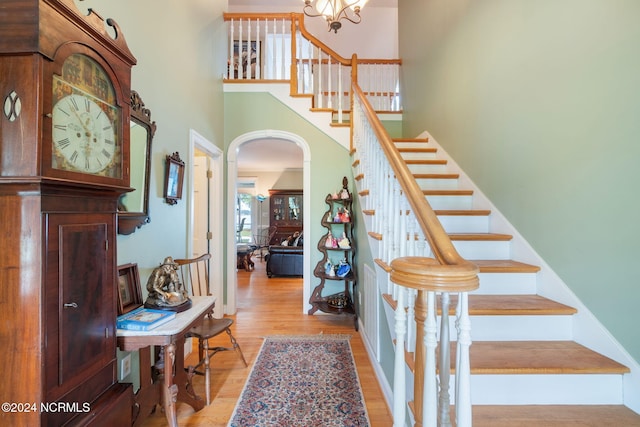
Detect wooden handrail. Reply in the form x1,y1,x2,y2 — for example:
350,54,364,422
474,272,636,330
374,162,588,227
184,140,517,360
351,83,478,278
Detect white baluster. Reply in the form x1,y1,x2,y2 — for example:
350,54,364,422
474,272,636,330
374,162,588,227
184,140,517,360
271,19,277,78
317,49,323,109
255,19,261,79
238,19,244,79
406,288,416,353
439,292,452,427
392,287,407,427
228,19,234,79
423,290,438,427
456,292,473,427
337,63,343,123
281,18,286,78
307,36,313,94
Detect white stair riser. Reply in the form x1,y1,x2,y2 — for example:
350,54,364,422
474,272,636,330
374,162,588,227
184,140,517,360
438,215,489,233
395,142,430,149
407,164,448,174
399,151,438,160
444,315,573,341
475,272,538,294
453,240,511,260
415,177,459,189
426,195,473,210
468,374,625,405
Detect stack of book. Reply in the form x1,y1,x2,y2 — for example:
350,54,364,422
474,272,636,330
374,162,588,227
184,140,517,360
117,307,176,331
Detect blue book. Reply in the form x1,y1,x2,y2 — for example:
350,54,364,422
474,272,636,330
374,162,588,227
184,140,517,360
117,307,176,331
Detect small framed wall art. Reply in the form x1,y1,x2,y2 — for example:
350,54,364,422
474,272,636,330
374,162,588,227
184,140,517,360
164,151,185,205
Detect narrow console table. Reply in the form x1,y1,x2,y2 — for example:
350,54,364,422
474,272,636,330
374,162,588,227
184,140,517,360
117,296,216,427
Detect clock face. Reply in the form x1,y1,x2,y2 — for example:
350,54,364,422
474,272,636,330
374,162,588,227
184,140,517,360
52,93,116,174
51,54,122,178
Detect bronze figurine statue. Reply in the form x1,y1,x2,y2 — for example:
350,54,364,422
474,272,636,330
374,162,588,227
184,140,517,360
144,256,192,312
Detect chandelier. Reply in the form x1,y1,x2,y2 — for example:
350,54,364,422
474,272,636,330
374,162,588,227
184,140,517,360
302,0,369,33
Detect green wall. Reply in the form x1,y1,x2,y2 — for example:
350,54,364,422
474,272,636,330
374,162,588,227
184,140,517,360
399,0,640,362
76,0,227,277
75,0,227,389
224,92,354,294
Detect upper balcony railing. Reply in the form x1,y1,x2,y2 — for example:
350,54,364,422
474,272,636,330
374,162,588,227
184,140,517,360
223,12,402,123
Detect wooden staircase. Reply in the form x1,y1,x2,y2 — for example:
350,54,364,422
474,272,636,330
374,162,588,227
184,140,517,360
353,136,640,425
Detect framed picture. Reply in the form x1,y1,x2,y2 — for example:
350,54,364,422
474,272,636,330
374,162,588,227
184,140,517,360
117,263,143,315
231,40,261,79
164,151,185,205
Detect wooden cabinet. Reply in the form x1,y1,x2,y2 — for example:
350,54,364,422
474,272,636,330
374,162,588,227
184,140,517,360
308,178,358,329
0,2,135,425
269,189,303,244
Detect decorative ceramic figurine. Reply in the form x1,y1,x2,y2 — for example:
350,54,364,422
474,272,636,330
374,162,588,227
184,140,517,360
325,232,338,248
340,208,350,223
325,261,335,277
336,259,351,278
338,232,350,249
333,209,342,223
340,188,350,199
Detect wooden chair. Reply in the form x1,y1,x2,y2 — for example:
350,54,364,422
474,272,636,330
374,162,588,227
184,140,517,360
173,253,247,405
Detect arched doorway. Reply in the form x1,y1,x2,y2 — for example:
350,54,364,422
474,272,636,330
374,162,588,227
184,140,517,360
226,130,311,315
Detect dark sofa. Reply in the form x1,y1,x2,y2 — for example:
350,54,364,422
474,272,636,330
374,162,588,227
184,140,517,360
265,245,303,278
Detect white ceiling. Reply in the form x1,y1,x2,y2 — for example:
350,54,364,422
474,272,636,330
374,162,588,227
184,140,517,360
237,138,304,171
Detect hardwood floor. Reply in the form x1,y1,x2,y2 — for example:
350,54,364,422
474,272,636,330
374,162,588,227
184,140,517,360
139,259,393,426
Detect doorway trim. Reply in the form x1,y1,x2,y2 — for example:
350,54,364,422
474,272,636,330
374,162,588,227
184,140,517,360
226,129,311,315
188,129,224,317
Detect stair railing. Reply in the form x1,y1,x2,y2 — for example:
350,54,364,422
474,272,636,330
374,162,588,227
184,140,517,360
223,13,402,122
351,82,480,427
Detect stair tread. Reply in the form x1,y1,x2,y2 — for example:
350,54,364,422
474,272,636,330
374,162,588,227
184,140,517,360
456,294,577,315
469,404,640,426
471,259,541,272
435,209,491,216
406,159,447,165
467,341,629,375
424,189,473,195
413,173,459,179
383,293,576,315
449,233,512,241
398,147,437,153
392,137,429,143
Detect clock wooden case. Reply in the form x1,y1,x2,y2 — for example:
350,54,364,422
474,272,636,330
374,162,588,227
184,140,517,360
0,1,136,426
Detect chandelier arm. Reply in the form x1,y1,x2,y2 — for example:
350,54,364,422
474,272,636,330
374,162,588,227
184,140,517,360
336,10,362,25
302,3,325,18
303,0,364,32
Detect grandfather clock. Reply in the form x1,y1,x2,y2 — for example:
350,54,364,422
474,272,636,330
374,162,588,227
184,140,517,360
0,1,136,425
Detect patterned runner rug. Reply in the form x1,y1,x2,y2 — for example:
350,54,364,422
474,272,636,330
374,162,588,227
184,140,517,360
228,334,370,426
